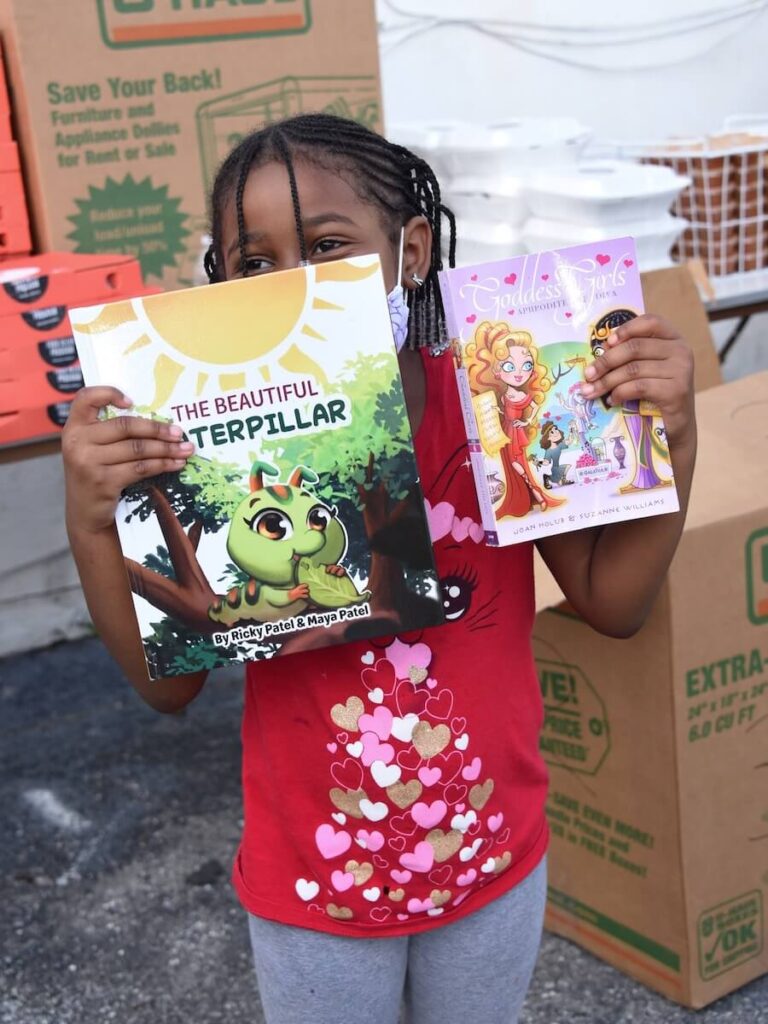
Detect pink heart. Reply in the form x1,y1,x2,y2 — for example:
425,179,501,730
488,813,504,833
411,800,447,829
457,869,477,886
418,766,441,787
397,913,409,921
425,688,454,721
429,865,453,885
361,659,397,696
315,824,352,860
461,756,482,782
407,897,434,914
361,731,395,767
373,854,388,869
506,309,515,316
336,732,349,744
358,706,393,741
541,274,549,281
331,870,355,892
444,783,468,806
467,819,482,835
504,273,517,285
399,841,435,873
565,312,572,319
391,812,418,837
470,274,478,281
370,906,392,922
596,253,611,266
326,742,337,754
425,500,456,543
330,758,363,792
453,892,470,907
496,827,511,845
397,746,423,771
388,836,406,852
465,314,477,324
468,522,485,544
455,803,466,813
426,677,438,690
451,717,467,735
434,750,463,785
624,258,634,267
356,829,385,852
391,868,412,884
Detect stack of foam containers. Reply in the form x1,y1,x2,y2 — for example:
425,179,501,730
389,119,591,266
520,160,691,271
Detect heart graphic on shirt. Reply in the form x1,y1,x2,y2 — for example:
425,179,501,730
391,713,419,743
425,688,454,721
456,869,477,886
425,828,463,863
488,812,504,833
427,907,444,918
450,809,477,834
388,888,405,902
444,783,468,806
428,865,453,886
411,800,448,830
361,651,375,665
461,756,482,781
361,732,395,768
331,812,347,826
330,758,364,793
391,812,418,837
373,854,389,869
362,887,381,902
355,828,385,852
454,733,469,751
359,799,389,822
336,732,349,744
330,787,366,818
408,896,435,914
388,836,407,853
504,273,517,285
397,913,408,921
409,666,428,685
315,823,352,860
362,658,397,696
395,679,430,719
358,706,394,741
397,746,423,771
412,722,451,758
391,868,412,884
469,780,494,811
455,803,466,813
387,779,423,809
331,869,355,892
450,717,467,735
596,253,611,266
399,841,435,873
434,750,464,785
295,878,320,901
468,819,482,836
326,742,337,754
371,760,401,789
326,903,353,920
430,889,452,908
465,314,477,324
494,851,512,873
344,860,374,886
459,837,483,863
369,688,385,705
453,892,469,908
370,906,392,922
481,856,496,875
345,741,363,758
496,827,511,846
418,766,441,788
331,696,365,732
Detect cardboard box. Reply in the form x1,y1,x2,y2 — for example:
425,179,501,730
0,252,144,314
0,41,11,141
0,0,382,290
536,370,768,1007
0,399,71,446
0,332,78,379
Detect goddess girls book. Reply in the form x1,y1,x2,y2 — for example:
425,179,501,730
439,237,679,546
71,257,443,679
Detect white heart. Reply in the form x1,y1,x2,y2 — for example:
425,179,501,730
427,907,444,917
481,857,496,874
454,733,469,751
369,687,385,704
361,651,375,665
391,713,419,743
360,799,389,822
331,812,347,826
295,878,320,901
450,810,477,834
371,760,401,788
459,838,482,863
362,887,381,902
346,741,363,758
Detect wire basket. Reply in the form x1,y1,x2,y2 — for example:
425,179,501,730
611,133,768,278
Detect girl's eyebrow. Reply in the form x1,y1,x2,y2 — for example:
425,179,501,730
302,212,357,228
226,229,267,257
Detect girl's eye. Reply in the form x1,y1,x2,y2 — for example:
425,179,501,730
307,505,332,531
311,238,345,257
501,360,515,373
240,255,274,276
522,360,533,372
246,509,293,540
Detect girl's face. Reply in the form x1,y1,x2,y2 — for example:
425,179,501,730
219,159,402,289
498,345,534,388
549,427,564,444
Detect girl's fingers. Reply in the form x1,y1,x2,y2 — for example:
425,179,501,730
606,377,678,408
581,360,673,400
607,314,679,345
91,413,185,445
66,386,133,425
586,337,673,383
100,437,195,466
111,458,190,489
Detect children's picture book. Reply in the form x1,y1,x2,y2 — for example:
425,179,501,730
439,237,679,546
71,257,444,679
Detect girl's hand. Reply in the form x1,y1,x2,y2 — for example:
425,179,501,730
62,386,195,534
579,314,695,450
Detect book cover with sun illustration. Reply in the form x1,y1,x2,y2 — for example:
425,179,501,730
70,256,444,679
439,237,679,546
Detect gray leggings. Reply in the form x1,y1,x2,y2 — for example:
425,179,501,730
247,856,547,1024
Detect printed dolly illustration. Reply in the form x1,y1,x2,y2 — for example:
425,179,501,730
297,445,514,923
209,460,369,628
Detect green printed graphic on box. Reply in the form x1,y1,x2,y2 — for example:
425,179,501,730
684,644,768,744
698,890,763,980
746,527,768,626
67,175,189,279
536,658,610,775
196,76,380,189
98,0,312,49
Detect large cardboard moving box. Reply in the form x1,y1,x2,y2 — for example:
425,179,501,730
0,1,381,289
535,371,768,1007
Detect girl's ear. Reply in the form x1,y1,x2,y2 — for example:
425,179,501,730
402,215,432,290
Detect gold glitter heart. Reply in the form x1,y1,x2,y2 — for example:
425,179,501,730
426,828,463,863
494,852,512,873
388,888,405,903
330,695,365,732
412,722,451,759
329,787,367,818
327,903,353,920
430,888,451,907
387,779,423,809
469,779,494,811
409,666,428,684
344,860,374,886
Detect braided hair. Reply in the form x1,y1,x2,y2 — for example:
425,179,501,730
204,113,456,350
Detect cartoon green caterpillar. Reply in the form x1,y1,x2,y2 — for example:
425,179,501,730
208,461,369,628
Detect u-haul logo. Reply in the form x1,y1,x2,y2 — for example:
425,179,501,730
746,528,768,626
97,0,311,49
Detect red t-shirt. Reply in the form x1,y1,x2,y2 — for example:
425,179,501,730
233,350,549,937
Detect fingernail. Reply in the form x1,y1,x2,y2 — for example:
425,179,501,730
581,383,595,396
168,425,183,438
178,442,195,453
584,366,597,381
607,333,619,346
606,395,613,406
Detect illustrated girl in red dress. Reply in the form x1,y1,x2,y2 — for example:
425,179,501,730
466,322,562,519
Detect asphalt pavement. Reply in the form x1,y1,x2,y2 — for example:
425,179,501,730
2,637,766,1024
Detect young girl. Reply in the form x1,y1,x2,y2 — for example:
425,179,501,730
62,113,696,1024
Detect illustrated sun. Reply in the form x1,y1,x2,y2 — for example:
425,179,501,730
71,259,378,409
